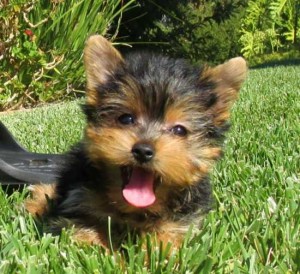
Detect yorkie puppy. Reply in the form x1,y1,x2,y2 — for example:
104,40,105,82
26,35,247,249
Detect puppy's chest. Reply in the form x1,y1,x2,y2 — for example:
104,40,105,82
58,186,183,230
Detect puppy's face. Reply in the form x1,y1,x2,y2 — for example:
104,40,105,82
82,35,247,209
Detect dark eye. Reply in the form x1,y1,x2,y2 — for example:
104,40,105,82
118,113,135,125
170,125,188,137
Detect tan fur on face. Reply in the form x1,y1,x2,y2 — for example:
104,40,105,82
153,135,202,185
85,126,137,166
85,123,219,188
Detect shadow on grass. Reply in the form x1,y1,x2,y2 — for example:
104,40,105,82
251,59,300,69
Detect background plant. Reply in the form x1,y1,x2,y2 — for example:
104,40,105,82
0,0,134,111
117,0,248,64
1,0,300,110
240,0,300,58
117,0,300,65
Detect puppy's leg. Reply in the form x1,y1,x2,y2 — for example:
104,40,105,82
25,183,57,216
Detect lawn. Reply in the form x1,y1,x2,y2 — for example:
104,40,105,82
0,64,299,273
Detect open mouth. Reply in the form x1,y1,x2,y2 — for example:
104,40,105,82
121,166,156,208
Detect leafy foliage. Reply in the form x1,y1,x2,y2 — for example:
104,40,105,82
1,0,299,109
240,0,300,58
118,0,248,65
0,0,134,111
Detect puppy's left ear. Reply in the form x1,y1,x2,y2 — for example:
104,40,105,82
202,57,247,126
84,35,124,94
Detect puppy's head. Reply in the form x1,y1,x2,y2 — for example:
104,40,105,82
82,35,247,210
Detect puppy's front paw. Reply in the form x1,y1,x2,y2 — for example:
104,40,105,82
25,183,57,216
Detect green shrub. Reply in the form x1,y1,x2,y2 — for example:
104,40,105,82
240,0,300,59
117,0,248,65
248,49,300,67
0,0,134,111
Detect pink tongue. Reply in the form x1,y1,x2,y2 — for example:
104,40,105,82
122,167,156,208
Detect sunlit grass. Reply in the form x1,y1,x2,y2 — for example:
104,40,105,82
0,64,299,273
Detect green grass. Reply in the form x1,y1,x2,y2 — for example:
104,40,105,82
0,64,299,273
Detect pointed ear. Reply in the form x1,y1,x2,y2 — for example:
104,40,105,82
213,57,247,91
202,57,247,126
84,35,124,99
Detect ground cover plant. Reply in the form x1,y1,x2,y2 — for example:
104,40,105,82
0,64,299,273
0,0,134,111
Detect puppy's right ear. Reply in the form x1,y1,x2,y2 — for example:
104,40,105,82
200,57,247,127
84,35,124,94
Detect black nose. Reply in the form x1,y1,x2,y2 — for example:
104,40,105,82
132,143,154,163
